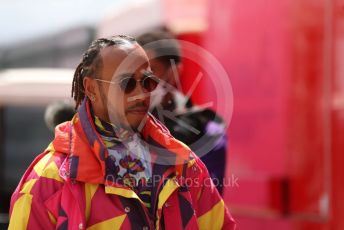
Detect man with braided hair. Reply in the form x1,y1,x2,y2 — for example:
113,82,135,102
9,35,235,229
137,30,228,195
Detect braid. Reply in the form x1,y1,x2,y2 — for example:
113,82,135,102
71,35,136,109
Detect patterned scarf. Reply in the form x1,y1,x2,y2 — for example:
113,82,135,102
93,115,153,209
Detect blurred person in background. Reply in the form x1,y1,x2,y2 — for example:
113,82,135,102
44,100,75,132
8,35,235,229
137,30,228,195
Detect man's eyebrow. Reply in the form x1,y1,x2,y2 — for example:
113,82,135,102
115,69,153,79
116,73,134,79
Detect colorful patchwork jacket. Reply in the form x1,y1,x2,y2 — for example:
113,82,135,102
8,99,236,230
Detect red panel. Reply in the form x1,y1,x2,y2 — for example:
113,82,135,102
329,0,344,229
174,0,344,228
287,0,328,218
176,32,205,105
204,0,291,213
183,0,344,229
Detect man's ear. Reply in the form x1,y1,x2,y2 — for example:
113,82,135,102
83,77,96,99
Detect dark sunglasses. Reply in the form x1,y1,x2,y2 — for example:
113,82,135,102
94,72,159,94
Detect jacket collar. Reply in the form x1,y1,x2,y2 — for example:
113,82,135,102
52,98,191,185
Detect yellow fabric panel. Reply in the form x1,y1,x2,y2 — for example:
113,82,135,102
197,199,225,230
8,194,33,230
33,152,53,176
105,186,143,203
155,178,179,230
140,191,151,195
158,177,180,209
85,183,99,222
143,202,151,208
40,161,63,182
103,140,114,148
20,179,38,194
33,151,63,182
47,211,57,225
187,159,196,168
45,142,55,153
94,117,105,130
86,214,127,230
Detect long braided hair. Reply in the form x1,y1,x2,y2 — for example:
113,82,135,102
71,35,136,109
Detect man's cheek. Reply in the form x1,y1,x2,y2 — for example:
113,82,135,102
145,96,151,107
107,100,125,122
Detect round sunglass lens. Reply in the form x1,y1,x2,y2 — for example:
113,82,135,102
143,77,159,92
120,78,136,94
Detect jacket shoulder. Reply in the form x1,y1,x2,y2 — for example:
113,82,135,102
14,143,66,200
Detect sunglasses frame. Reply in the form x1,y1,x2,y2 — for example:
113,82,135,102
94,73,160,94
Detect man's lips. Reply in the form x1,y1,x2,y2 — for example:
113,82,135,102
127,106,148,114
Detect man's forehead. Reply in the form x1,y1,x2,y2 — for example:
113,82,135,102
100,44,140,65
99,44,150,78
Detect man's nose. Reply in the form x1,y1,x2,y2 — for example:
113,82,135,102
127,81,149,102
134,80,146,95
